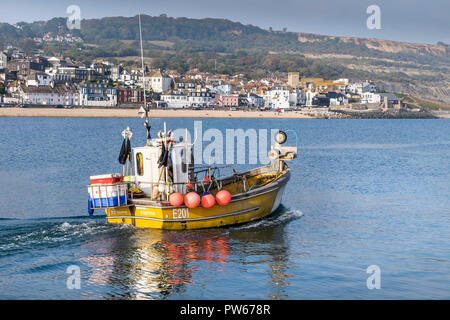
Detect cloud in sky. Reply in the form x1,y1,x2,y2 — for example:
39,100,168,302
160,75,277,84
1,0,449,44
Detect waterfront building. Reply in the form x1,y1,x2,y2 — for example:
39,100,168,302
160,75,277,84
17,84,79,105
361,92,381,104
379,93,402,108
78,82,117,107
312,94,330,107
244,93,265,108
161,90,189,108
305,91,317,107
326,91,348,105
215,94,239,107
146,69,172,93
264,87,290,109
117,87,144,105
187,90,215,106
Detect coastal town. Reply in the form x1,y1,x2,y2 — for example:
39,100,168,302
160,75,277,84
0,47,435,118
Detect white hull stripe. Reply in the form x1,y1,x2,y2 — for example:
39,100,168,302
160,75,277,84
107,206,260,222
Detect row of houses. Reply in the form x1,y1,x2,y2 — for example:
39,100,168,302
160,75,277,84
161,89,299,109
0,78,357,109
5,82,128,107
6,79,395,109
13,84,80,106
1,49,400,109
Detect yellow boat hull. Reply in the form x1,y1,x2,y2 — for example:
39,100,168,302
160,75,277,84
106,170,290,230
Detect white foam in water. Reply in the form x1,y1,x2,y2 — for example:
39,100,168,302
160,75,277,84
236,209,303,230
59,221,110,237
60,222,71,230
57,221,103,235
0,220,115,252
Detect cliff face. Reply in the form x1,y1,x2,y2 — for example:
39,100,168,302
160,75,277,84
296,32,450,103
297,32,449,57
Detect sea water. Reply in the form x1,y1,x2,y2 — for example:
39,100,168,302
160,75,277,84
0,117,449,299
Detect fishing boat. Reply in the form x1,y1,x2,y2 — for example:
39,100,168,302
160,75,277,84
86,15,298,230
87,125,297,229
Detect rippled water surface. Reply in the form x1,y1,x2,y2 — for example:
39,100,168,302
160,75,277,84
0,118,449,299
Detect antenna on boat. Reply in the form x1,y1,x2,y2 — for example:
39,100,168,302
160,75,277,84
138,13,151,144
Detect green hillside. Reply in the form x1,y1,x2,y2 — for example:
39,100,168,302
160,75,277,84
1,15,449,102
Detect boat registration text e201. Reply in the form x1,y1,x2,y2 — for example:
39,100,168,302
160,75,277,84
173,208,189,219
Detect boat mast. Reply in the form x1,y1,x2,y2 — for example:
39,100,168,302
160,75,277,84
139,14,151,143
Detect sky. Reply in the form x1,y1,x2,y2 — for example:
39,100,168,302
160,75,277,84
1,0,449,45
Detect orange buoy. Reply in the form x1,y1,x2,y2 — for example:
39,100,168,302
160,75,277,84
201,192,216,208
169,192,184,207
216,190,231,206
184,192,201,208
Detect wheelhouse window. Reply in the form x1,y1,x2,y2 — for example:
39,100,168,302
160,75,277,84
136,153,144,176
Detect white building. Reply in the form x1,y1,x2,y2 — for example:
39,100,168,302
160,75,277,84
161,90,214,108
0,52,7,70
119,69,141,86
78,82,117,107
47,57,61,67
109,65,123,82
146,69,172,93
287,88,306,106
346,81,376,95
161,90,189,108
360,92,381,104
18,84,79,105
188,91,215,106
305,91,317,107
264,87,305,109
212,84,232,95
26,72,54,87
265,87,290,109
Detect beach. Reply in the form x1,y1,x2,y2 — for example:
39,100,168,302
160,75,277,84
0,107,314,119
1,107,444,119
